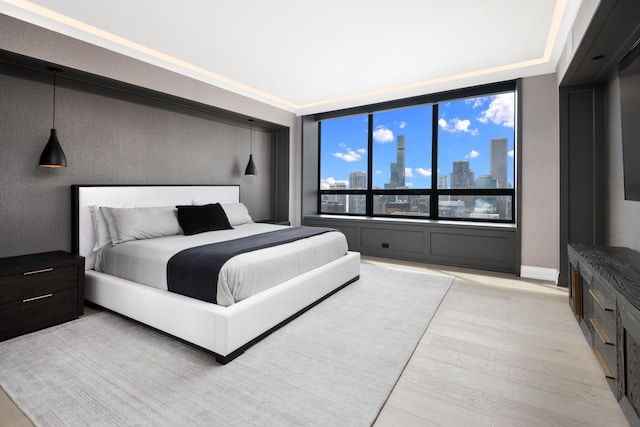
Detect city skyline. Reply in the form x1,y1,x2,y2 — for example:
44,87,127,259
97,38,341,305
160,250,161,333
320,93,515,191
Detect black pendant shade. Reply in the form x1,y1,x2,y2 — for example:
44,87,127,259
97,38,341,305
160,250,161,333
39,67,67,168
39,129,67,168
244,154,257,176
244,119,257,176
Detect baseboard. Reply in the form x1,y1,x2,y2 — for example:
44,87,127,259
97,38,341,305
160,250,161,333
520,265,559,284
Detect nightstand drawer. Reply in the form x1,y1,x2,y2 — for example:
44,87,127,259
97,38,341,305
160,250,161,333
0,251,84,341
0,264,78,305
0,288,78,340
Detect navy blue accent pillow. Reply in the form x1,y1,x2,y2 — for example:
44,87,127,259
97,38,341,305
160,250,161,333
176,203,233,235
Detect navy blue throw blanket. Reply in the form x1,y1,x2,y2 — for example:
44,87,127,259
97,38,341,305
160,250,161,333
166,226,337,304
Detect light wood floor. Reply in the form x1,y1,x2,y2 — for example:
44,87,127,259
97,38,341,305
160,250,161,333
0,257,630,426
368,256,629,427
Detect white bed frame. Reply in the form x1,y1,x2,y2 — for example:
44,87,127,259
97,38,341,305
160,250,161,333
72,185,360,363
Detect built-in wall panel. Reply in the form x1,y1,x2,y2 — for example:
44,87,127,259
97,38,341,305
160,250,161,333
0,60,285,258
606,72,640,251
304,216,517,273
559,85,605,284
271,128,290,223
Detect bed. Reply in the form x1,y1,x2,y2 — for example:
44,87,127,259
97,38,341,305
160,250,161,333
72,185,361,363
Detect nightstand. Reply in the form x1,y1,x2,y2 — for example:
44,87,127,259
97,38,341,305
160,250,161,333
0,251,85,341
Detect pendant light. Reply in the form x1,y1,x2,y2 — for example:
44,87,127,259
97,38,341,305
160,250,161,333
39,67,67,168
244,119,257,176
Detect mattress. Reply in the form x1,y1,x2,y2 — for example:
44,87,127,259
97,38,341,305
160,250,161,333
98,223,348,306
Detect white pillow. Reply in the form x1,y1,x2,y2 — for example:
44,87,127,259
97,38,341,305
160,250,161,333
101,206,181,244
99,207,118,246
222,203,253,226
89,205,111,251
89,205,113,272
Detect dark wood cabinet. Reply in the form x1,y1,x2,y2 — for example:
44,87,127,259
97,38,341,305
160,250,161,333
0,251,84,341
568,244,640,426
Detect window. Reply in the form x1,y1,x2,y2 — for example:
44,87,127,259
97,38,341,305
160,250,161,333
320,114,368,214
318,82,516,223
371,106,432,217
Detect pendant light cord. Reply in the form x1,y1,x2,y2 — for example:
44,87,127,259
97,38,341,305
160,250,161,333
249,119,254,154
47,67,63,128
52,70,56,128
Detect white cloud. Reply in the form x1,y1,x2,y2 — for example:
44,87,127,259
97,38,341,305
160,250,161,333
320,177,347,190
466,97,488,109
399,121,407,129
357,148,367,155
466,150,480,159
333,150,362,162
508,149,514,158
320,177,334,189
415,167,432,177
375,170,382,175
373,125,394,143
454,118,472,132
405,168,414,178
439,117,479,135
478,93,514,128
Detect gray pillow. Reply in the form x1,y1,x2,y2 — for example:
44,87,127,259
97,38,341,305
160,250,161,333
222,203,253,226
101,206,181,244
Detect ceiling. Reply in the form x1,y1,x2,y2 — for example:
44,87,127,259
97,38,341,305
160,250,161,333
0,0,582,115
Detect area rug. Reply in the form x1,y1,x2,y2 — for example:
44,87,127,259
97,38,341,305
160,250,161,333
0,262,453,427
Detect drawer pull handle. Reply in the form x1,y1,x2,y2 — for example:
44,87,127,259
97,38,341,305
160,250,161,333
590,317,614,345
23,268,53,276
593,345,615,379
22,293,53,303
589,289,613,312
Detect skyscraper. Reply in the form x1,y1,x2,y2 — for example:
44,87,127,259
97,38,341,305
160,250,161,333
349,172,367,213
438,174,449,202
396,135,406,188
388,135,406,189
490,138,510,219
451,160,473,189
349,171,366,189
490,138,508,188
451,160,473,212
437,174,448,189
322,181,346,213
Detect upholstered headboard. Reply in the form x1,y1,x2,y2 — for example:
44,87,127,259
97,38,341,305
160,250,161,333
72,185,240,270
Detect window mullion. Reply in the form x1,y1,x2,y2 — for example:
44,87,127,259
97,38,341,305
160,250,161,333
366,113,373,216
431,104,439,219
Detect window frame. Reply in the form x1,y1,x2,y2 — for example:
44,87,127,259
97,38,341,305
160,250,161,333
316,80,517,224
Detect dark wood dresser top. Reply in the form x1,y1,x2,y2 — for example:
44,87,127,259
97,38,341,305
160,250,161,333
568,244,640,312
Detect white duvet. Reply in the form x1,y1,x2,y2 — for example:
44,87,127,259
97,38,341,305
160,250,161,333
97,223,348,307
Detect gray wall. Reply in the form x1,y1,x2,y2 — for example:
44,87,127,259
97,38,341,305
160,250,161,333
0,13,302,259
0,64,272,258
520,74,560,272
606,72,640,250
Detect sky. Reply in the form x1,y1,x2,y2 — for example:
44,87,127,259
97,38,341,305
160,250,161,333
320,92,515,189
